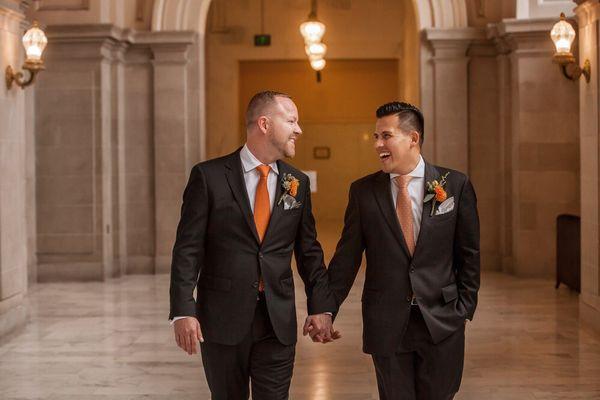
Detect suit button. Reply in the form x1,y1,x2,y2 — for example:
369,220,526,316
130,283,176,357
406,296,412,302
410,267,415,273
252,281,259,288
258,253,264,259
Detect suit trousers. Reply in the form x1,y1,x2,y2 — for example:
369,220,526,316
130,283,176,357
372,305,465,400
200,293,295,400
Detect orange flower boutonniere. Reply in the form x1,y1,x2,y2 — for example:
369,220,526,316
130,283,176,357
278,173,302,209
424,172,450,216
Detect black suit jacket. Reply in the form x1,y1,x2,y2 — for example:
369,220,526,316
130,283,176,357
169,149,336,346
328,161,480,355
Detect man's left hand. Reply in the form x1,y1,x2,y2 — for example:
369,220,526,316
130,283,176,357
303,314,341,343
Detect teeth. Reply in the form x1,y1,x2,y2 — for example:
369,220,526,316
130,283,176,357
379,152,390,159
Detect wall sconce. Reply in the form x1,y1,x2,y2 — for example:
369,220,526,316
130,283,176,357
550,13,590,83
5,21,48,90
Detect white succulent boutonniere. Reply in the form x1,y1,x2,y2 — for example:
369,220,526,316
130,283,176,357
277,173,302,210
424,172,450,216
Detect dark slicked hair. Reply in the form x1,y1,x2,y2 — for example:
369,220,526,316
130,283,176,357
245,90,291,128
376,101,424,146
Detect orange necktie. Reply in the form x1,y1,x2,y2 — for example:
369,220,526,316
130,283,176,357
254,165,271,242
394,175,415,256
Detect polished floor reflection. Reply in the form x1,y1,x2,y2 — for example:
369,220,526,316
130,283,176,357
1,255,600,399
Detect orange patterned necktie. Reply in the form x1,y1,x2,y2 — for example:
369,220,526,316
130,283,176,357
254,165,271,242
394,175,415,256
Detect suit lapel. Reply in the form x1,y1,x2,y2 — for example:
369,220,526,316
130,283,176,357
224,150,260,244
262,160,285,245
413,161,440,256
372,172,412,258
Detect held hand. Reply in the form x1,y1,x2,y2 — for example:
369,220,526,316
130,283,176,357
174,317,203,355
303,314,341,344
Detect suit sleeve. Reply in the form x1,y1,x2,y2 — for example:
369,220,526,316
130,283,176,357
294,178,337,315
454,177,480,320
327,182,365,313
169,165,209,320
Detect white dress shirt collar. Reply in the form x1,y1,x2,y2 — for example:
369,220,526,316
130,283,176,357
240,144,279,175
389,155,425,180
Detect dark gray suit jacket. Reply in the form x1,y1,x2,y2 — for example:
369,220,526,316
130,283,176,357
169,149,336,346
328,161,480,355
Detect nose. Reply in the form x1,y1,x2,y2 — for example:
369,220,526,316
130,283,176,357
295,123,302,136
374,138,383,150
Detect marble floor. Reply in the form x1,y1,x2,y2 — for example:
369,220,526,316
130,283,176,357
1,236,600,399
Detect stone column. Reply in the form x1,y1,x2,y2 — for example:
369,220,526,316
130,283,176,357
36,25,124,281
468,37,503,271
424,28,484,172
0,0,29,338
575,0,600,332
147,32,197,273
492,18,580,277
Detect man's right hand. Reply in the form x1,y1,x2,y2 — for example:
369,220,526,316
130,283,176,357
174,317,203,355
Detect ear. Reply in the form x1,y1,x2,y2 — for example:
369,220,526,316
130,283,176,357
410,130,420,147
257,116,270,134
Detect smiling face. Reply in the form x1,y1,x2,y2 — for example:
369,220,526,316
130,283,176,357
266,96,302,159
374,114,421,175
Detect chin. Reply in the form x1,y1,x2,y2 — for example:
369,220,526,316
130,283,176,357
379,160,393,173
284,145,296,158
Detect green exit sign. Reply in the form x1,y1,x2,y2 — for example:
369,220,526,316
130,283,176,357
254,34,271,47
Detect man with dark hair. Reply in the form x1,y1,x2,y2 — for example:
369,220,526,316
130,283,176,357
328,101,480,399
169,90,338,399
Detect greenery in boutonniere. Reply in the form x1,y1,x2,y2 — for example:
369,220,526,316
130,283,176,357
424,172,450,216
277,173,300,206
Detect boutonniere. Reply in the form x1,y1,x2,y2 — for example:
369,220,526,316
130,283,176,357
277,173,302,210
424,172,450,216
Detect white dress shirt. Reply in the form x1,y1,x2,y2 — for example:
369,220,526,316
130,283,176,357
239,144,279,212
172,144,279,324
389,155,425,244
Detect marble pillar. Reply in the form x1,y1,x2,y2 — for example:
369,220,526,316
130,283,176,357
468,37,503,271
424,28,485,172
35,27,199,279
492,18,580,277
147,32,198,273
0,0,30,338
576,0,600,333
35,25,124,282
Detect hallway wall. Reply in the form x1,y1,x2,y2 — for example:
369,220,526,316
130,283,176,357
576,0,600,333
205,0,419,160
239,59,395,223
0,0,30,338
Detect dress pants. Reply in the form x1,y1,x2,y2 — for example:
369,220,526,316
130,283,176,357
372,305,465,400
200,293,295,400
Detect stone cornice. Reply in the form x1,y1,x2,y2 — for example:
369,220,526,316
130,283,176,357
574,0,600,26
45,24,197,47
0,0,23,13
488,17,562,54
43,24,197,64
130,30,197,46
494,17,566,37
424,28,487,59
424,27,486,43
0,0,24,22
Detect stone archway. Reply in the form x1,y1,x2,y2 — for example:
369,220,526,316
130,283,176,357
151,0,471,167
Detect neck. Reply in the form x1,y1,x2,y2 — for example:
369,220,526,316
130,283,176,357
246,140,277,165
395,153,421,175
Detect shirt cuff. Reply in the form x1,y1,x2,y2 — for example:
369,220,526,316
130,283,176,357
170,316,193,326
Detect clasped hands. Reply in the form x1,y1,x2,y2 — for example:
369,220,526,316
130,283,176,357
303,313,341,344
174,314,340,355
